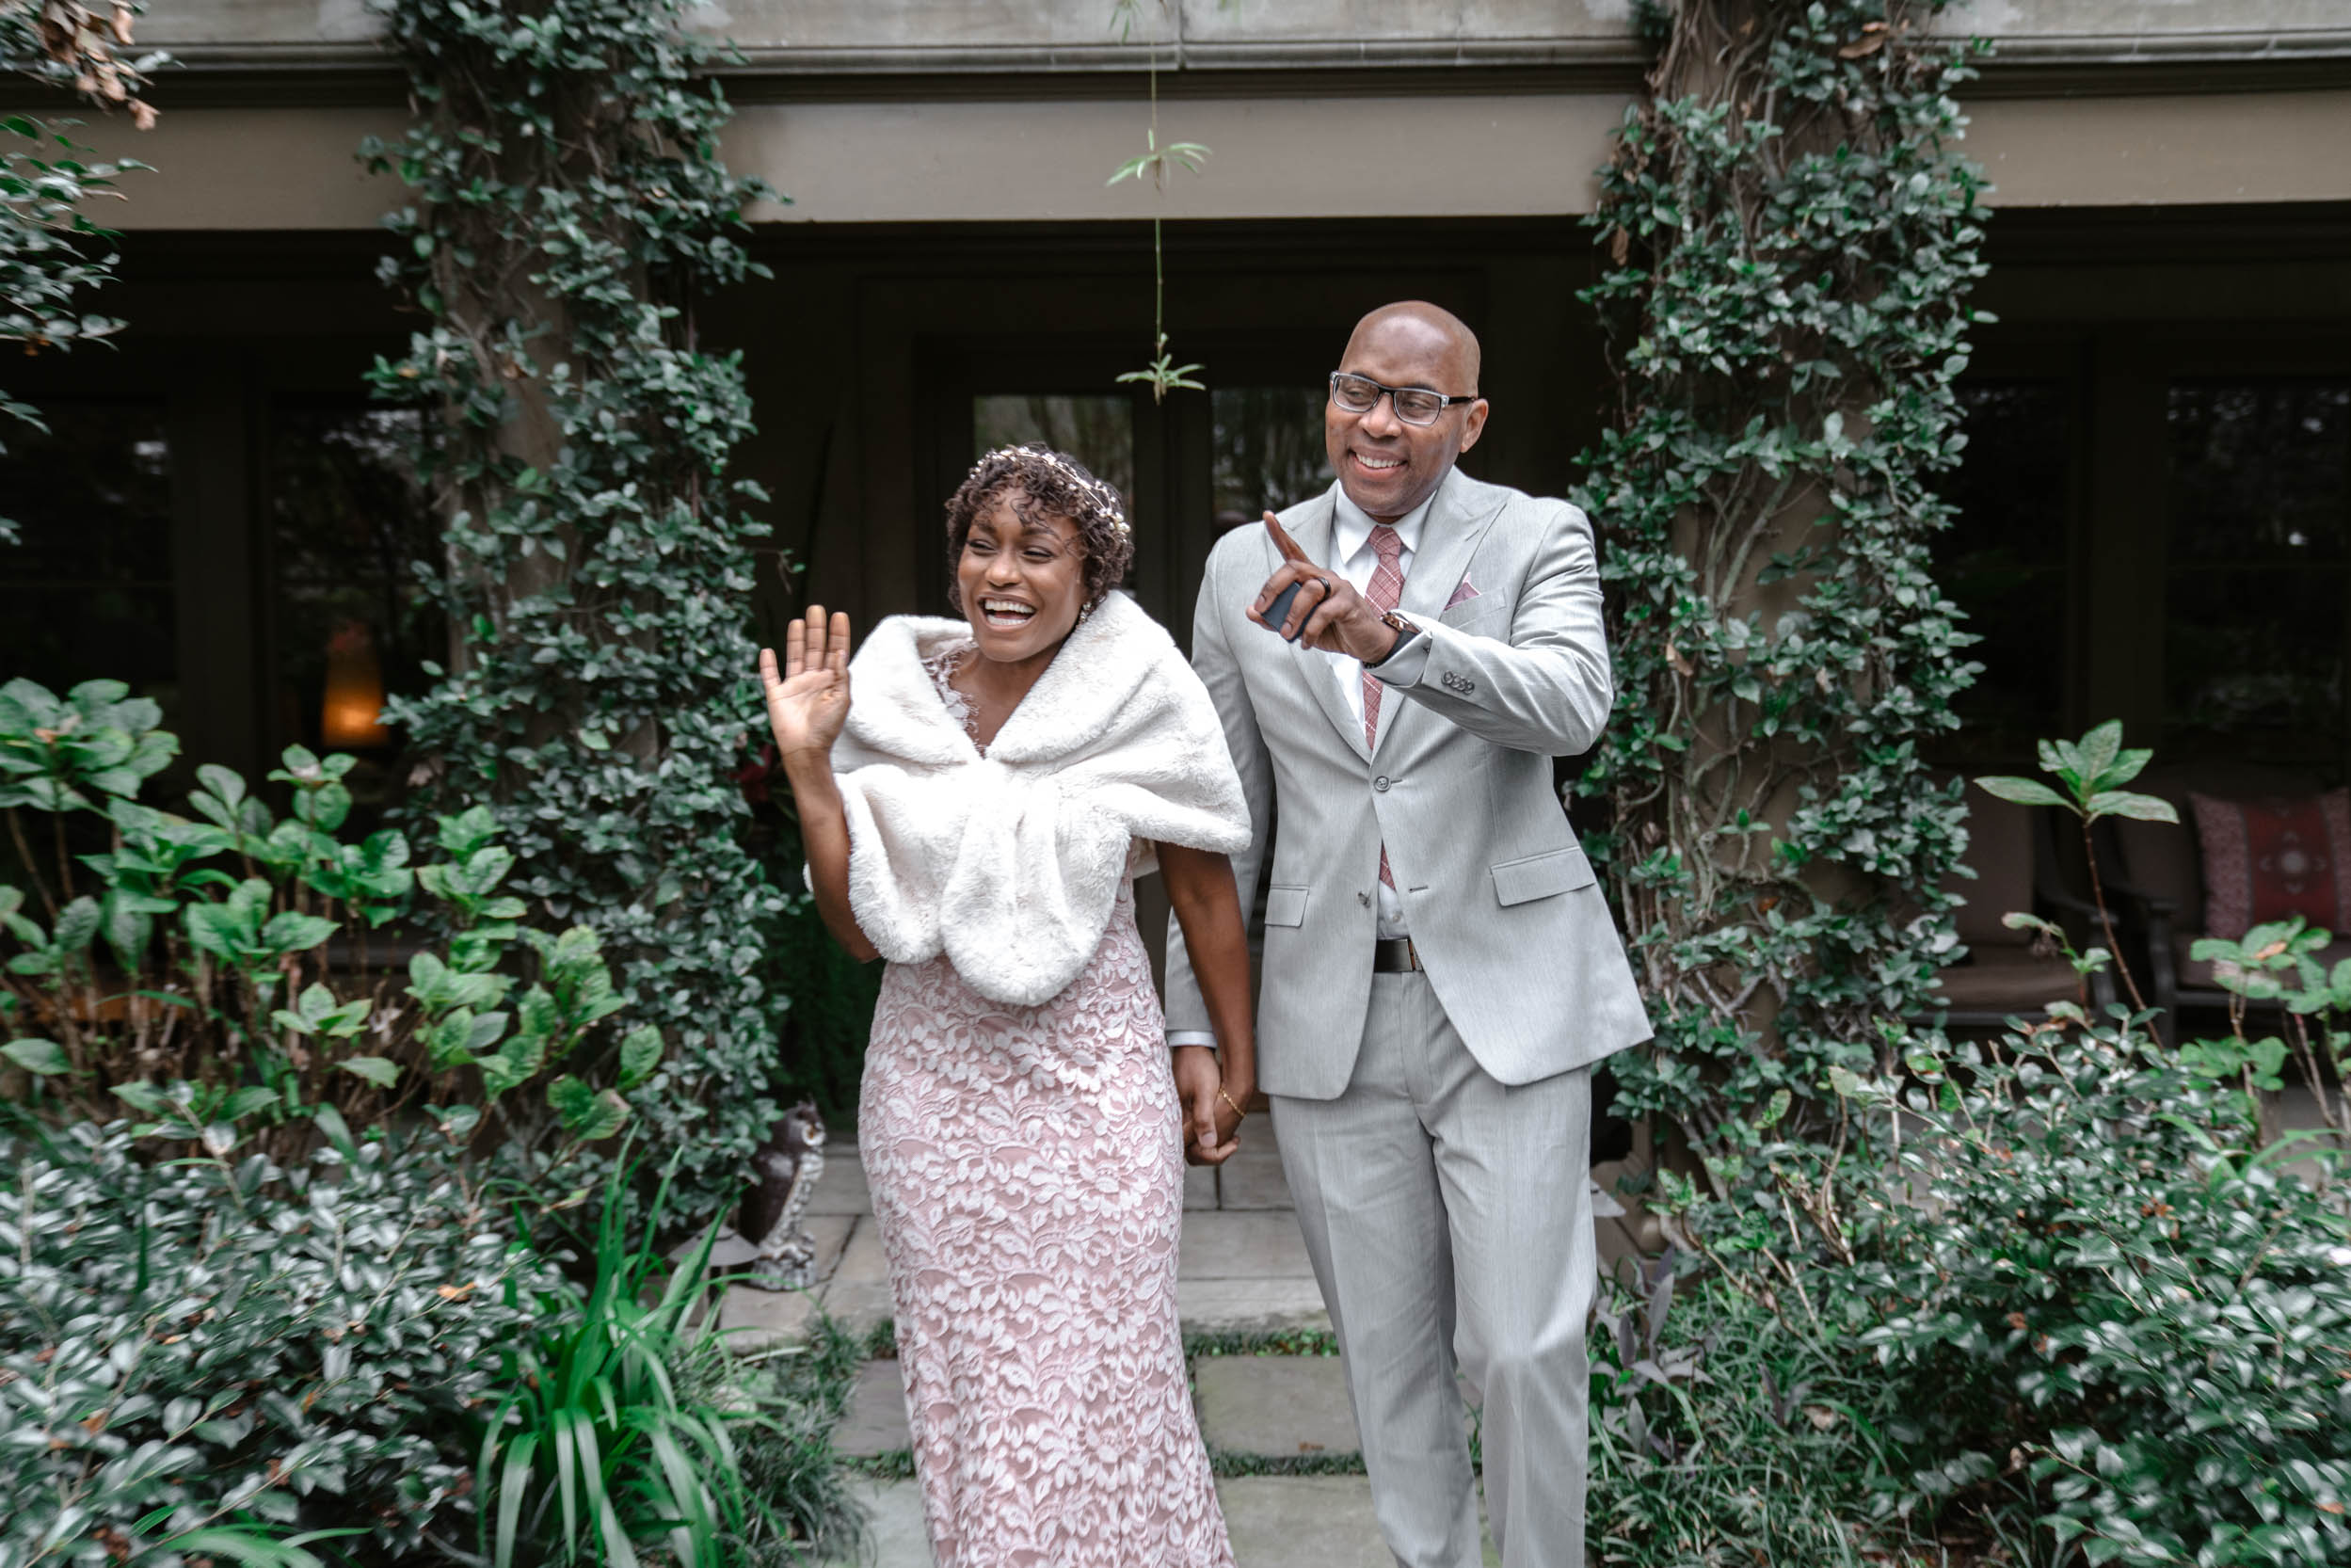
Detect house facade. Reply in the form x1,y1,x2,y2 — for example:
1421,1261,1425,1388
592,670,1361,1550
5,0,2347,808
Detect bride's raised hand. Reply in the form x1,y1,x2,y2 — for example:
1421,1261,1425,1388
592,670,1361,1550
760,606,854,762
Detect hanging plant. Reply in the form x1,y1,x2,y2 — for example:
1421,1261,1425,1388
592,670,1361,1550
1108,0,1208,401
361,0,792,1219
1573,1,1990,1220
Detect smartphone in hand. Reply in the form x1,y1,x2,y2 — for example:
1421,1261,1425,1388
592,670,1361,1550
1262,579,1307,642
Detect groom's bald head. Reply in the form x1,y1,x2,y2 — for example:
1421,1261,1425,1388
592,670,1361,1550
1341,301,1482,395
1326,301,1489,522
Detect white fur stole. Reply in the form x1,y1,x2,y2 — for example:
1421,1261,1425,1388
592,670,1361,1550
828,591,1251,1007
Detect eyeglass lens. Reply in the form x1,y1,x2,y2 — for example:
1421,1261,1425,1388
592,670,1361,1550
1330,373,1446,425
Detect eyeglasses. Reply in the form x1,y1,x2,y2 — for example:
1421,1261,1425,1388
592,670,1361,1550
1328,371,1478,427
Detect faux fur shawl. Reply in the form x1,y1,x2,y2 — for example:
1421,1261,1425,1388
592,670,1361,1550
829,591,1252,1007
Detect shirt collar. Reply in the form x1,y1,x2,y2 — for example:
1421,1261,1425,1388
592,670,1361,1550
1331,467,1447,568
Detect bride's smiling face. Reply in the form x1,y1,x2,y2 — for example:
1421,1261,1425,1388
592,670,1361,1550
956,490,1089,664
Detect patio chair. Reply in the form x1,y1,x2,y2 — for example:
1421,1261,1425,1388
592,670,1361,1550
2098,760,2351,1039
1928,787,2119,1029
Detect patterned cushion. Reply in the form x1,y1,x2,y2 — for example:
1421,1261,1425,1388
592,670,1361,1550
2188,789,2351,940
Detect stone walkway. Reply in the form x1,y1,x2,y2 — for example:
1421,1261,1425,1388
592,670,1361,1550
716,1117,1634,1564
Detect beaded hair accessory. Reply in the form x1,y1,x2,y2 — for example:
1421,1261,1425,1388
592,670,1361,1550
982,443,1132,536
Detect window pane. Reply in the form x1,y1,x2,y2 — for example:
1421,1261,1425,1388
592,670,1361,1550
1936,380,2072,757
0,402,175,714
2165,380,2350,761
1212,385,1334,533
269,405,437,803
972,394,1134,517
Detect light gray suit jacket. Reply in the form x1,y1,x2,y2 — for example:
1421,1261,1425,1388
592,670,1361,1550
1164,471,1652,1099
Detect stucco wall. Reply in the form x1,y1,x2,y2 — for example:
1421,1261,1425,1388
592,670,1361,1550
133,0,2351,68
38,85,2351,231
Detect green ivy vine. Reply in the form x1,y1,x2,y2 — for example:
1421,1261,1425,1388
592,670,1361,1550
362,0,791,1218
1573,1,1989,1217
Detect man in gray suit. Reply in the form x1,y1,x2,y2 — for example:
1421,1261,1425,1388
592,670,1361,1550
1165,301,1651,1568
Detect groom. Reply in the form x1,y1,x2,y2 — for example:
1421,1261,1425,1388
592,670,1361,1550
1165,301,1650,1567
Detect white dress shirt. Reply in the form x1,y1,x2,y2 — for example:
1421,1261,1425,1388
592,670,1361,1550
1327,476,1439,940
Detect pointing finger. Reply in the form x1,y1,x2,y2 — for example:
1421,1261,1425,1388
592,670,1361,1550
759,646,780,692
828,611,852,676
1263,510,1312,566
784,615,806,680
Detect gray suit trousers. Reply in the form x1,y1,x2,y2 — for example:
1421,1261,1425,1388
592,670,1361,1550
1271,972,1594,1568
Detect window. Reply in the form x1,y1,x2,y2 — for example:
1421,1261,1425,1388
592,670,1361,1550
1211,385,1334,532
0,402,175,716
267,404,436,804
2163,380,2350,765
971,394,1135,516
1937,380,2074,758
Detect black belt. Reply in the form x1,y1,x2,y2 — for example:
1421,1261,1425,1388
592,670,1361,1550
1371,936,1424,973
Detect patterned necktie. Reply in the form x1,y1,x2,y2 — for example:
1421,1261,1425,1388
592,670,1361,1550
1362,524,1406,887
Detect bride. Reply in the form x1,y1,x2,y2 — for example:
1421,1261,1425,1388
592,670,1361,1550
760,443,1257,1567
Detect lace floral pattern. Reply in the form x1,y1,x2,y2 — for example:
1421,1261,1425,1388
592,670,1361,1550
922,639,979,748
860,883,1234,1568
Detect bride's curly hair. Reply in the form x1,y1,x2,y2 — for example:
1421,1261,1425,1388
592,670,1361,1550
944,443,1134,616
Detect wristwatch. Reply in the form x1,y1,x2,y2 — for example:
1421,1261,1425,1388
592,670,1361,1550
1369,607,1422,666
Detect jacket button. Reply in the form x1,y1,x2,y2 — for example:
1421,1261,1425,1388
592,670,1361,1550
1372,776,1390,792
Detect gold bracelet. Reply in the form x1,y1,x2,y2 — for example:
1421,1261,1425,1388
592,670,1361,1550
1218,1087,1246,1123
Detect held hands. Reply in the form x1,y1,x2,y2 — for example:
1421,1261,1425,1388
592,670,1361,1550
1248,510,1401,664
1171,1045,1247,1166
760,606,854,763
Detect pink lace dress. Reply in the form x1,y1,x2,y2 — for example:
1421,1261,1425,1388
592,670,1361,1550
856,645,1234,1568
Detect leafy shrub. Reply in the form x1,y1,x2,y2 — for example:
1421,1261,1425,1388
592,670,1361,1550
1847,1014,2351,1564
0,1114,563,1566
0,677,668,1170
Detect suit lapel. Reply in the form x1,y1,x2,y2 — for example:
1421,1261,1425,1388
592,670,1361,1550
1399,470,1504,623
1281,488,1373,764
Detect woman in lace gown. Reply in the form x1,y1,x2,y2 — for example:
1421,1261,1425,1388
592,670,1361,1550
760,445,1258,1568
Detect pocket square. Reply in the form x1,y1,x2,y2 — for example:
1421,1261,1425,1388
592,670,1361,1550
1445,575,1480,610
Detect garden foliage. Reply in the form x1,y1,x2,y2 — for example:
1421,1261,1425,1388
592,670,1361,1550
1576,0,1987,1180
361,0,793,1217
1612,729,2351,1563
0,678,861,1564
0,678,665,1167
0,1116,562,1568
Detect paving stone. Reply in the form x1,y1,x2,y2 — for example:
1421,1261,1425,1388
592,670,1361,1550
806,1211,856,1282
1178,1210,1317,1280
1218,1476,1390,1568
806,1146,871,1217
712,1283,817,1351
835,1358,912,1457
831,1444,1496,1568
1213,1145,1294,1210
1178,1278,1331,1336
839,1477,932,1566
818,1216,895,1334
1193,1353,1358,1457
1184,1160,1220,1211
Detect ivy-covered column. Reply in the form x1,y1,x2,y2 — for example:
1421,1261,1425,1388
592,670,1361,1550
1575,2,1987,1212
365,0,788,1217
